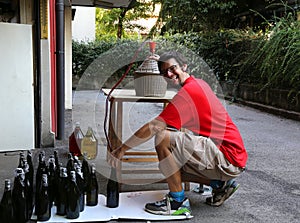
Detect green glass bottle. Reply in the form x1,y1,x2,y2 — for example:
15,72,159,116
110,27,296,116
74,163,85,212
12,168,27,223
23,159,33,219
35,151,48,215
81,152,90,193
36,174,51,222
0,179,14,222
66,153,75,178
26,150,34,190
66,171,80,219
26,150,34,217
106,168,119,208
86,163,98,206
53,151,60,206
18,151,25,168
47,156,56,207
56,167,68,216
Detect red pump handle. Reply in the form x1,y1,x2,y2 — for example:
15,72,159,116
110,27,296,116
149,41,156,54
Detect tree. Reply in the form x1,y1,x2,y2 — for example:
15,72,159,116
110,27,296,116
95,0,157,39
150,0,278,34
149,0,238,34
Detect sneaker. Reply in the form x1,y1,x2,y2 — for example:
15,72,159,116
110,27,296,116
206,179,240,207
145,194,192,216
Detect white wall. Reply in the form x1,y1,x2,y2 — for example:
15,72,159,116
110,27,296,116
72,6,95,42
0,23,34,151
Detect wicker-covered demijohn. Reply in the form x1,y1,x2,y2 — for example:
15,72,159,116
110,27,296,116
134,42,167,97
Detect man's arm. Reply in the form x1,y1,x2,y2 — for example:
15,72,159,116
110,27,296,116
109,118,167,167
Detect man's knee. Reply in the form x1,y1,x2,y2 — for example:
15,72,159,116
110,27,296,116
154,129,170,148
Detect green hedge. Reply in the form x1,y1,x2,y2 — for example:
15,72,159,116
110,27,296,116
72,16,299,96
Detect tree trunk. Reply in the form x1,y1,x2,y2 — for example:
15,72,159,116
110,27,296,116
117,9,127,39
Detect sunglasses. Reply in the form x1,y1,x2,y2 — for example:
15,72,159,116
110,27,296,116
160,64,178,76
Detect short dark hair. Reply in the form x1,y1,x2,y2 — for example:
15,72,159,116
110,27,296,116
158,51,187,72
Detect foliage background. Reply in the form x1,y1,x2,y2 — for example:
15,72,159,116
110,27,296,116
73,0,300,106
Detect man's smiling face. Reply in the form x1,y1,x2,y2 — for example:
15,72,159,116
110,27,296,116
161,58,188,86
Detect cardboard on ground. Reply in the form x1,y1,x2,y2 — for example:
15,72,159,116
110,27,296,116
32,190,193,222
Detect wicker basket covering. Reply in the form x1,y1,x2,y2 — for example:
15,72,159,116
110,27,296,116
134,73,167,97
134,57,167,97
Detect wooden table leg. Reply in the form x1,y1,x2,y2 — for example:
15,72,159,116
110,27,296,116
116,101,123,148
107,100,123,188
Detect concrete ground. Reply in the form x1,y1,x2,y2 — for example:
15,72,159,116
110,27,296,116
0,90,300,223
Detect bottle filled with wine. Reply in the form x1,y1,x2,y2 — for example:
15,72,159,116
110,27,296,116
12,168,27,223
26,150,34,190
86,163,98,206
47,156,56,207
66,171,80,219
0,179,14,222
53,151,61,206
66,153,75,178
36,174,51,222
74,163,85,212
106,167,119,208
18,151,25,168
26,150,34,217
35,151,48,215
81,152,90,193
23,159,33,219
56,167,68,216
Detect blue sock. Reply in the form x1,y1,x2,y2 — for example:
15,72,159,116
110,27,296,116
169,189,185,202
210,180,225,189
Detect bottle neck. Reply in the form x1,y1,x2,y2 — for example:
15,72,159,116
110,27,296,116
110,168,118,182
4,179,11,191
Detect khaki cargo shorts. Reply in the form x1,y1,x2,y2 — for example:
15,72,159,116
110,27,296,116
165,131,243,181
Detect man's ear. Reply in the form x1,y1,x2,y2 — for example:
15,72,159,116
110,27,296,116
182,64,187,72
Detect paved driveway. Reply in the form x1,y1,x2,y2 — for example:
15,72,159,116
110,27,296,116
72,90,300,223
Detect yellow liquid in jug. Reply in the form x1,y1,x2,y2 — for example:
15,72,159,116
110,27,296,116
81,137,97,160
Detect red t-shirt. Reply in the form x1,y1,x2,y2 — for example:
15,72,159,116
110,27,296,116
157,76,247,168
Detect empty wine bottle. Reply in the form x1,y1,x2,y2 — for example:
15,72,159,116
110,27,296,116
36,174,51,222
0,179,14,222
12,168,27,223
66,171,80,219
56,167,68,216
106,167,119,208
86,163,98,206
69,122,84,156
